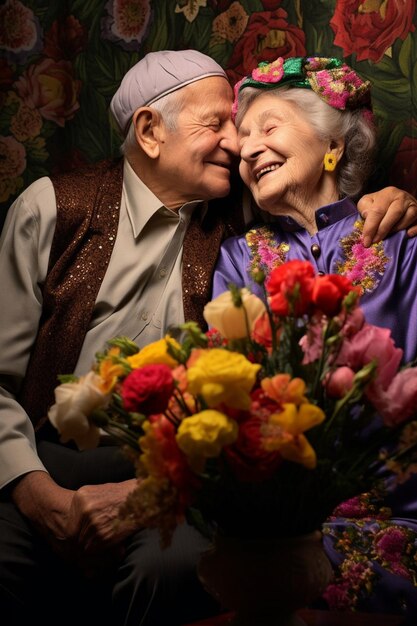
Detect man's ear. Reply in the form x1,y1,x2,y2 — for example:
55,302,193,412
132,107,165,159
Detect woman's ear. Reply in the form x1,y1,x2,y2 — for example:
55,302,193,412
132,107,165,159
329,138,345,164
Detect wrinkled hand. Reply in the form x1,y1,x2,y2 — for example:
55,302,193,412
12,471,138,576
358,187,417,247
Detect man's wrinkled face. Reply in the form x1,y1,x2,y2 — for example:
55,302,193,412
158,77,239,206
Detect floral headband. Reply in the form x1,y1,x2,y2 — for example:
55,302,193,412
232,56,373,122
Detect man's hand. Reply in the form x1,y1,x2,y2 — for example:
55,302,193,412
358,187,417,247
11,471,138,575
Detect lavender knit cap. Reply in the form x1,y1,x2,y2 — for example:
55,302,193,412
110,49,227,135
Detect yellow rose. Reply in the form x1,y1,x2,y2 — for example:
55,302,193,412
127,336,180,369
203,288,266,339
176,410,238,465
187,349,261,409
263,403,325,469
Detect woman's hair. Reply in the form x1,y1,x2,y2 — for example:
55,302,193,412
120,89,185,157
236,86,377,199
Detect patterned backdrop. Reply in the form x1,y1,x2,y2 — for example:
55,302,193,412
1,0,416,229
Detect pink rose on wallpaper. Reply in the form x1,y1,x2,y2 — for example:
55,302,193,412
389,135,417,198
0,0,39,54
10,103,43,142
330,0,416,63
44,15,88,61
101,0,152,51
0,136,26,180
226,8,306,84
14,58,81,127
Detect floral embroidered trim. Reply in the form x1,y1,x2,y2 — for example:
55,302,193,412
246,220,389,295
245,226,289,278
322,516,417,611
336,220,389,295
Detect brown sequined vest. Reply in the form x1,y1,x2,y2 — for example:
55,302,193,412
19,159,241,432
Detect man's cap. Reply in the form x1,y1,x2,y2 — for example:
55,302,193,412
110,49,228,135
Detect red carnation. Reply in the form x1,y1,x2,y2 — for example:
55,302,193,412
312,274,354,316
121,364,174,414
267,260,315,316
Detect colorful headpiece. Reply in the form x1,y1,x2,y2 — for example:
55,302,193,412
232,56,373,122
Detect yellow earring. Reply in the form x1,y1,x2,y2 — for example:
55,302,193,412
323,153,336,172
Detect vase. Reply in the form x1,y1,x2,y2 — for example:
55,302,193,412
197,530,333,626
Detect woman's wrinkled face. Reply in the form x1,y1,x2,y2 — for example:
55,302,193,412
238,94,330,215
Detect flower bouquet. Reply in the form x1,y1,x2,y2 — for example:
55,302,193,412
48,260,417,549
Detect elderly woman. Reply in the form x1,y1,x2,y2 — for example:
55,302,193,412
213,57,417,364
212,57,417,622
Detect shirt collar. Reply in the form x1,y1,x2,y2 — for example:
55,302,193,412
266,197,357,233
123,159,206,238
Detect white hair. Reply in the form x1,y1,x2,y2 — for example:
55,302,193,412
119,89,185,157
236,86,377,199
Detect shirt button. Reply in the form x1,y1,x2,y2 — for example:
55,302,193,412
159,267,167,278
311,243,321,259
141,311,149,321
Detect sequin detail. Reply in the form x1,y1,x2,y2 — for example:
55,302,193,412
336,220,389,294
245,226,290,277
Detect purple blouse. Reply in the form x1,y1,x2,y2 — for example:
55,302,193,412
213,197,417,620
213,197,417,363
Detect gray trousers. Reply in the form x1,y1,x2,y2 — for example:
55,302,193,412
0,442,219,626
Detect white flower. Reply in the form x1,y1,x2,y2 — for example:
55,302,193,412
47,371,109,450
203,288,266,340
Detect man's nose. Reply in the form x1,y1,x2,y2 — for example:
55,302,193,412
220,121,239,156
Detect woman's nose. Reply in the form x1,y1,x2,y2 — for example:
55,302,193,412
240,136,264,162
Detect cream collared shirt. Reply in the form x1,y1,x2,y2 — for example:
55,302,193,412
0,159,201,488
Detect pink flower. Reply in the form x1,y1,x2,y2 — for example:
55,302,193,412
366,367,417,427
101,0,152,51
322,581,352,610
252,58,284,83
14,58,81,127
340,307,365,337
0,0,39,54
336,324,403,389
299,315,325,364
326,367,355,398
0,135,26,179
374,527,407,562
332,495,369,518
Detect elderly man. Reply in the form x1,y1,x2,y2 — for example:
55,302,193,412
0,49,416,626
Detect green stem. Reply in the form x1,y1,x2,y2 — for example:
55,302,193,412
105,420,140,450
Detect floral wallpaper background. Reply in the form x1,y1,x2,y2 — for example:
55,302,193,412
1,0,416,229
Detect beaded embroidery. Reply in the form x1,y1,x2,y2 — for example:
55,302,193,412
245,226,289,277
336,220,389,295
245,220,389,295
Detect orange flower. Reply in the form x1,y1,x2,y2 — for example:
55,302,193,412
261,374,307,406
98,347,126,393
